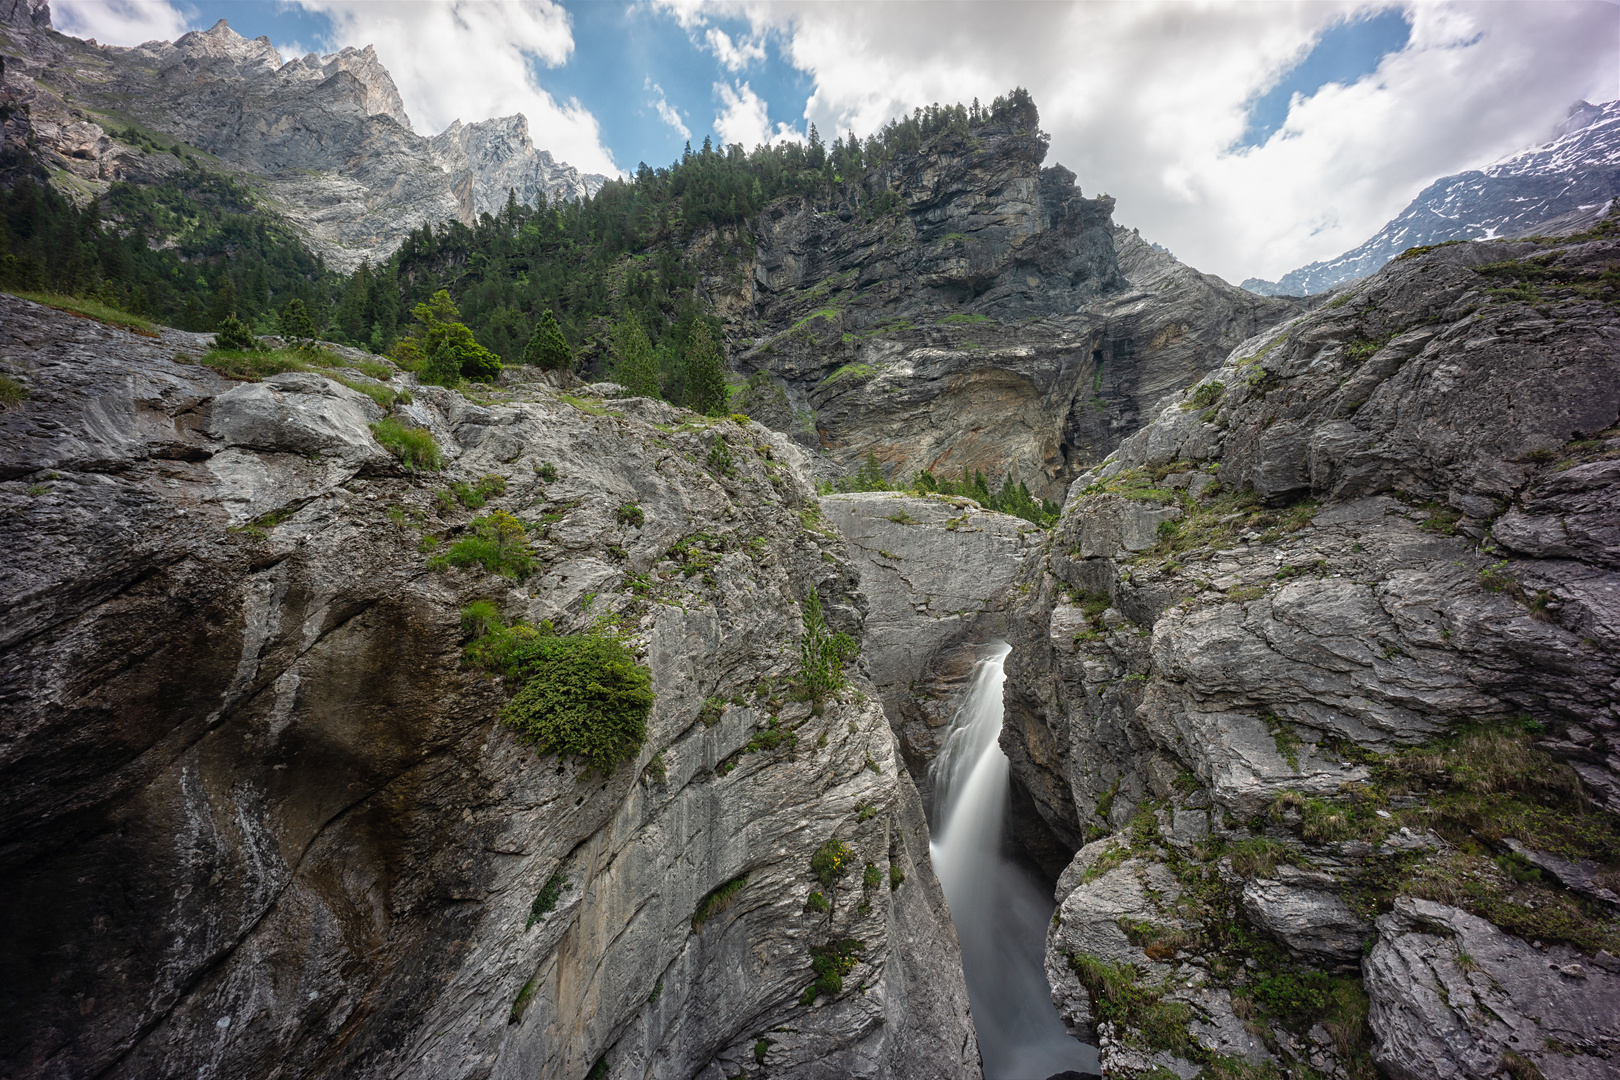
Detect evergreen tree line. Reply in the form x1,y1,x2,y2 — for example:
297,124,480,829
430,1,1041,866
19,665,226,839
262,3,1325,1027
0,160,346,332
2,86,1039,415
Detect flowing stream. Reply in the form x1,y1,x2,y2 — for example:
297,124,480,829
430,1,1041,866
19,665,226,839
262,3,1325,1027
929,642,1099,1080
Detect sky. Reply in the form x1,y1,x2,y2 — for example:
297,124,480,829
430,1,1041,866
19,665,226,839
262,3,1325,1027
49,0,1620,283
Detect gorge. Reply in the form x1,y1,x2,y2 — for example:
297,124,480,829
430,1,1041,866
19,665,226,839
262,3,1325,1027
3,4,1620,1079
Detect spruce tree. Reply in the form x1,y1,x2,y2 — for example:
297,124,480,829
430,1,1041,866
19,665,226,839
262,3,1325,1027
278,298,317,350
421,336,462,388
610,314,661,399
683,321,728,416
523,309,572,371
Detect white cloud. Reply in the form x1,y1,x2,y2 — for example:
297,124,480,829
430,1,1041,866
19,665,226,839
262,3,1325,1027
647,78,691,140
292,0,620,176
52,0,194,45
714,80,801,148
704,26,764,71
708,0,1617,282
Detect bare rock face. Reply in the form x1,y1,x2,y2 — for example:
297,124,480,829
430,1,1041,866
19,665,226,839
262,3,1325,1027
818,492,1036,783
0,294,978,1080
0,11,605,270
1000,222,1620,1078
1365,898,1620,1080
721,136,1299,499
431,114,610,220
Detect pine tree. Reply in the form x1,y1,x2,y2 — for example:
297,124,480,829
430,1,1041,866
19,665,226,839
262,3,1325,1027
610,314,660,399
683,321,728,416
523,309,572,370
421,336,462,388
278,298,317,349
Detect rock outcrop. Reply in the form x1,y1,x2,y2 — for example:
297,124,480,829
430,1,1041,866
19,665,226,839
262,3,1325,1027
0,293,978,1079
819,492,1037,784
0,10,606,270
714,124,1299,499
1003,218,1620,1077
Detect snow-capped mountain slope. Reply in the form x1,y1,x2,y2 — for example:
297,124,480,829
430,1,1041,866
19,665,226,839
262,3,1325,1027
1244,99,1620,296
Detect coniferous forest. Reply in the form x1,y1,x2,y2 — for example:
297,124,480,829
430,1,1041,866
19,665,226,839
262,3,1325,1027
0,89,1040,408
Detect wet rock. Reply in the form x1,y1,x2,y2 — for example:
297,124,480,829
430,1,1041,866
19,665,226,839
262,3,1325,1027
1366,897,1620,1080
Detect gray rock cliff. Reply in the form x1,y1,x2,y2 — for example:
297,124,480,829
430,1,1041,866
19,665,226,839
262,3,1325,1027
1002,217,1620,1078
0,293,978,1079
0,10,606,270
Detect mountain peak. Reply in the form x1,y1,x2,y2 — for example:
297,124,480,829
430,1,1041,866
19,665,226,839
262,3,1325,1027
1245,98,1620,296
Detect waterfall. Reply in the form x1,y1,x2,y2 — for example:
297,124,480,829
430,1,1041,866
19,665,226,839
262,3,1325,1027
929,642,1098,1080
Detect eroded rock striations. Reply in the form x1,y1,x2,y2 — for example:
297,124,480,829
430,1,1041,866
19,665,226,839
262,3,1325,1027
1003,221,1620,1077
0,293,977,1079
0,7,606,270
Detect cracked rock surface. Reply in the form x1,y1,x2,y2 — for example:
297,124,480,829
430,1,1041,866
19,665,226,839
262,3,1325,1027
1003,223,1620,1079
0,293,977,1080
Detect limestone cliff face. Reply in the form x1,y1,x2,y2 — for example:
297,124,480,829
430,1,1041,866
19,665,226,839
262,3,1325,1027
999,223,1620,1077
0,294,978,1079
715,128,1299,500
431,115,611,221
0,10,605,270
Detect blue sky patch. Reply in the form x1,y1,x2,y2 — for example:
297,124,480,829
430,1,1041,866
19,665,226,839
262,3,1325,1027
1236,8,1412,150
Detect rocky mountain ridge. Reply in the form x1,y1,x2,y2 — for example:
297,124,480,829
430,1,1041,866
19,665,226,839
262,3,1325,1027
1244,99,1620,296
0,6,607,270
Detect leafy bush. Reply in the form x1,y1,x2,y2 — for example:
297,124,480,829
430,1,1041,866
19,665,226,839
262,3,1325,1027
370,416,442,470
465,617,654,775
616,502,645,527
800,938,865,1004
811,839,854,888
1183,381,1224,411
438,510,534,579
805,890,830,913
460,600,502,639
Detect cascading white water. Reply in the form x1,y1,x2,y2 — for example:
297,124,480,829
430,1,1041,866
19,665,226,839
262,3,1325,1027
930,642,1098,1080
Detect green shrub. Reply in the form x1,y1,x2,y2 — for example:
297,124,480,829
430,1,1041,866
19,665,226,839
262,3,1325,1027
805,890,830,913
863,863,882,889
211,312,261,352
1068,953,1194,1054
370,416,442,470
535,461,559,482
799,938,865,1004
1183,381,1224,410
889,864,904,890
798,590,855,702
705,433,736,478
439,510,534,579
616,502,645,527
465,619,654,775
446,474,507,509
692,875,748,932
460,600,502,640
0,373,27,408
811,839,854,888
526,873,568,929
